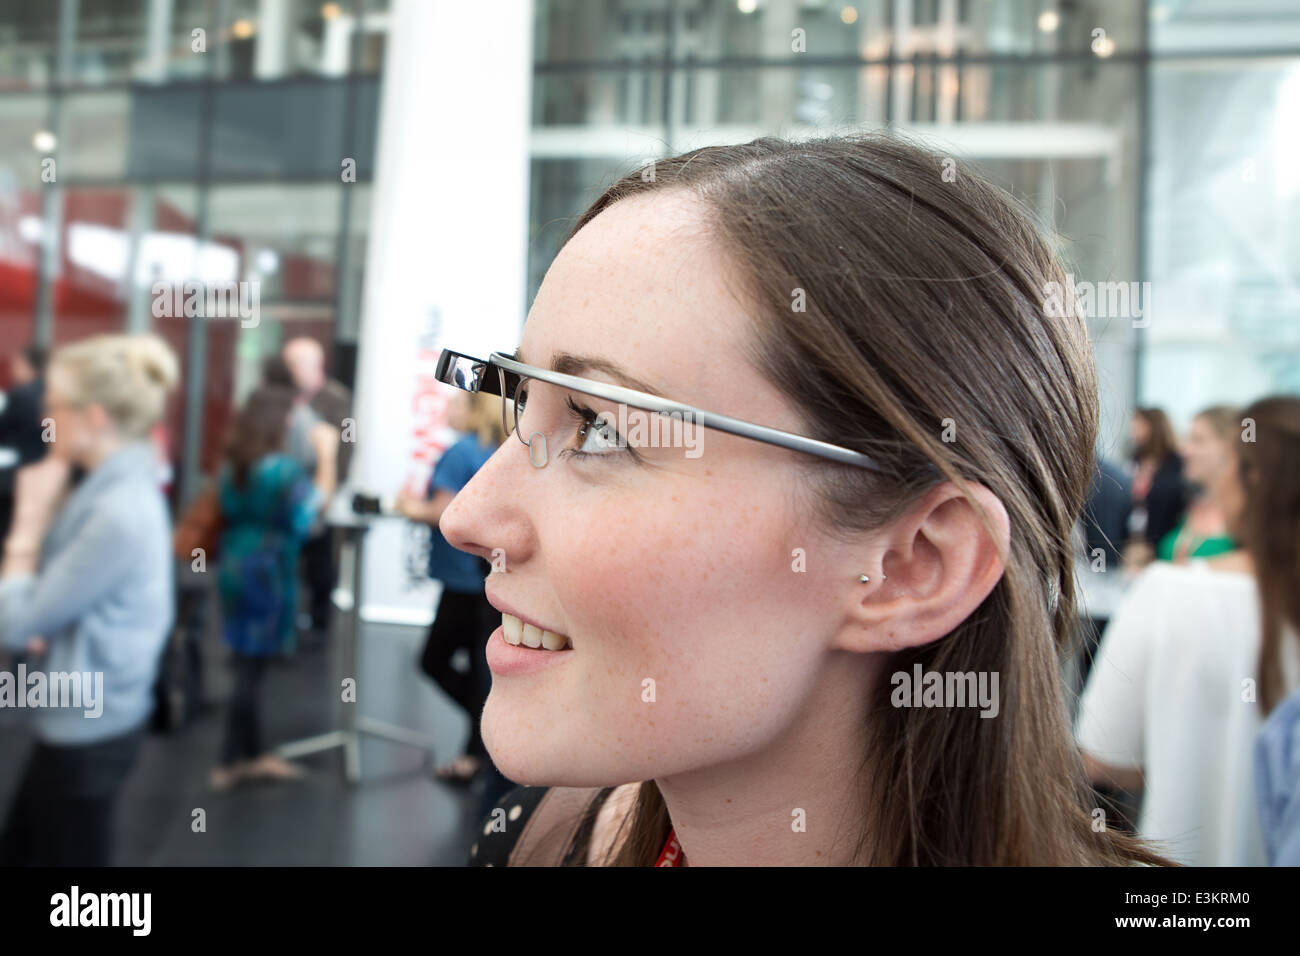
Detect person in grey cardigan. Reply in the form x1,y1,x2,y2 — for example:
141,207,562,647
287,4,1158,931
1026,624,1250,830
0,332,178,866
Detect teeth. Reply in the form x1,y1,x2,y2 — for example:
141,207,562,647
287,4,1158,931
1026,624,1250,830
502,613,523,645
502,613,571,651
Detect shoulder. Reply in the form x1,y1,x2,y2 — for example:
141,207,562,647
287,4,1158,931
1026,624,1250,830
291,402,320,427
1123,559,1253,607
434,437,483,478
263,453,308,482
468,785,615,867
1258,690,1300,826
468,785,548,866
1202,550,1252,575
441,436,475,461
311,381,351,419
1261,689,1300,752
1155,454,1183,478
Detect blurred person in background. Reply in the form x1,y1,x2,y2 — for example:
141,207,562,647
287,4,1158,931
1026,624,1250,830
1246,399,1300,867
1156,405,1239,564
1081,457,1133,575
396,390,506,802
0,345,49,543
283,338,352,647
1077,395,1300,866
1072,457,1133,694
0,333,178,866
1123,407,1187,570
265,354,324,481
1258,687,1300,866
262,353,327,653
210,385,339,790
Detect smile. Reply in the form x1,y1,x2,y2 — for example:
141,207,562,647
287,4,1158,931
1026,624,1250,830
501,613,571,650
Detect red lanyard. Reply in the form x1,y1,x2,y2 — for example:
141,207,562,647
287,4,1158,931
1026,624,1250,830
656,828,684,867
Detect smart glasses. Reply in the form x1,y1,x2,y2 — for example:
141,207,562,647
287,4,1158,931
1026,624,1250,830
434,349,888,472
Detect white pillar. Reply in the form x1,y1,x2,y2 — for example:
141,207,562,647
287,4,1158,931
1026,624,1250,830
348,0,533,624
254,0,291,80
141,0,173,82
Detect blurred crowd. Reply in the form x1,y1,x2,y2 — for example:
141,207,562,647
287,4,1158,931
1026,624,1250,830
0,332,355,864
0,330,511,867
1074,400,1300,866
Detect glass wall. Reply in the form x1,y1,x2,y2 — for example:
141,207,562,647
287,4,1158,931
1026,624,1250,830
529,0,1144,453
0,0,386,503
1146,59,1300,425
526,0,1300,458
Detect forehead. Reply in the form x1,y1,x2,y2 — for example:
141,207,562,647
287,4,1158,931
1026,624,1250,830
521,190,749,398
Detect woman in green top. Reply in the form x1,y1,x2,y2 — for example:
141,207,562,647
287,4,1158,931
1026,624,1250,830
209,385,338,790
1158,405,1240,563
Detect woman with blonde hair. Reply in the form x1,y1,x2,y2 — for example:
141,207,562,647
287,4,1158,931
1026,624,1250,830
0,332,178,866
398,390,507,785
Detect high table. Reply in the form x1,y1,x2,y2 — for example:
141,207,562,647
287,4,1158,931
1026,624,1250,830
275,510,438,783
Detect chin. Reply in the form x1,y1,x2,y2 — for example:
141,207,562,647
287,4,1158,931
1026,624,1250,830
481,707,635,789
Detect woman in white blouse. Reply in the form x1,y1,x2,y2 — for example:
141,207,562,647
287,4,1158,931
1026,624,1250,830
1077,396,1300,865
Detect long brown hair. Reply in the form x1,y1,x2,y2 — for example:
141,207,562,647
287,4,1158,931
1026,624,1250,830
559,133,1168,866
1238,397,1300,714
225,385,295,487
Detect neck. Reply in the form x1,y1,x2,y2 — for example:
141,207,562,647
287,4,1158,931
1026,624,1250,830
656,651,877,866
81,434,128,470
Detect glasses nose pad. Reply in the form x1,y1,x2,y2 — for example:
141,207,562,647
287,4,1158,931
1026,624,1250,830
526,432,548,469
499,369,549,469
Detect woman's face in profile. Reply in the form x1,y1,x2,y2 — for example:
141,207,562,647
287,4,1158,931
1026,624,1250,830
43,371,94,465
440,191,880,787
1182,416,1233,487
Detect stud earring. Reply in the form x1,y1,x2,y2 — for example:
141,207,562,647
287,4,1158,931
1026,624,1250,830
858,574,870,583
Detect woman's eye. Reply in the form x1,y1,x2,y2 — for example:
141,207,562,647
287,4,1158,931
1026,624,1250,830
563,396,625,457
578,412,624,453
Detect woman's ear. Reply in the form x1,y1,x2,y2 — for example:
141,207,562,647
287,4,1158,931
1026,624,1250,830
832,481,1010,653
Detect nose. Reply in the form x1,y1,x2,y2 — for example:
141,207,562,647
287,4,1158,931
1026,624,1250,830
439,440,535,573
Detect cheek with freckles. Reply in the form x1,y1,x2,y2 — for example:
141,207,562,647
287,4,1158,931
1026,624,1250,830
483,470,837,787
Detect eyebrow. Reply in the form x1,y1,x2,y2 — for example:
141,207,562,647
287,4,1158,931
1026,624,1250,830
513,347,666,398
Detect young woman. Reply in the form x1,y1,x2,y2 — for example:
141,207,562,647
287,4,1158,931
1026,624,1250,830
1079,396,1300,865
1156,405,1238,564
441,133,1170,866
0,333,178,865
210,385,338,790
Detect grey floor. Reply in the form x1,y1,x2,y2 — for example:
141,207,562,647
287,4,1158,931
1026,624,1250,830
0,609,486,866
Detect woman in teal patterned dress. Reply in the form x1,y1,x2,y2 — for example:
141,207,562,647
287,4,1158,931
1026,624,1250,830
210,385,338,790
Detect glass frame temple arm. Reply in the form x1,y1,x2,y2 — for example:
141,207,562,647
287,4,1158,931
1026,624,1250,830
433,348,887,473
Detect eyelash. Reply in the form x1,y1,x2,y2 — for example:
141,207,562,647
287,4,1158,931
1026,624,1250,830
559,396,641,464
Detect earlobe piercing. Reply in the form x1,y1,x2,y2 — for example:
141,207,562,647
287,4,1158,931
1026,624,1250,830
858,573,887,583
